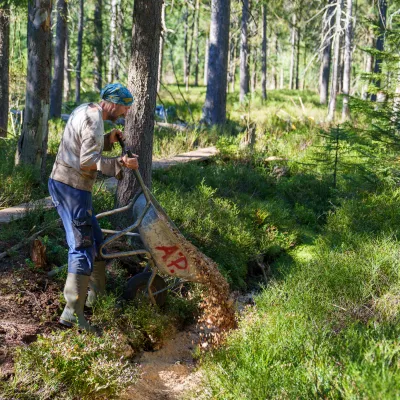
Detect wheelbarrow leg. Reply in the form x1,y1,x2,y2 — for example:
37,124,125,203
147,269,158,306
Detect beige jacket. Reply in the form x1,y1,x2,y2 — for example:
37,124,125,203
50,103,123,192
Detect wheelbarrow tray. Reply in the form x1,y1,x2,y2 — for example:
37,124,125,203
132,192,203,283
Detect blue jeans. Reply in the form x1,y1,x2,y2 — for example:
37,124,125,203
48,179,103,276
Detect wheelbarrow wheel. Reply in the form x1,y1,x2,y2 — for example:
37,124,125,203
124,272,167,307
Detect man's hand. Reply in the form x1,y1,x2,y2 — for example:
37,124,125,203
121,154,139,170
109,129,123,144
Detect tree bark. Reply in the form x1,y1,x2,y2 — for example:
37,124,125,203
0,6,10,137
93,0,103,92
16,0,52,178
320,0,335,104
239,0,249,102
327,0,342,122
202,0,230,125
115,0,162,210
370,0,387,102
75,0,83,104
341,0,353,120
261,3,267,101
50,0,67,118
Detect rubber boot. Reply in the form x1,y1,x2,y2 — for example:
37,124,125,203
60,273,95,332
85,260,106,308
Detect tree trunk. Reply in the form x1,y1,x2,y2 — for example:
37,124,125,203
0,6,10,137
183,4,189,89
186,5,195,91
204,37,209,86
361,33,374,100
251,45,257,93
228,32,235,92
295,26,301,90
157,2,167,92
370,0,387,102
194,0,200,86
239,0,249,102
327,0,342,122
50,0,67,118
108,0,118,83
273,35,278,89
115,0,163,211
75,0,83,104
341,0,353,120
93,0,103,92
289,13,296,90
261,3,267,101
16,0,52,178
64,27,71,101
202,0,230,125
320,0,335,104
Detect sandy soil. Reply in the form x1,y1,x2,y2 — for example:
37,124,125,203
120,326,204,400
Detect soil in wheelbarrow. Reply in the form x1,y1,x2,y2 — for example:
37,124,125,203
156,213,238,348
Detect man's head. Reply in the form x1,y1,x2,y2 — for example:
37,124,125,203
99,83,134,122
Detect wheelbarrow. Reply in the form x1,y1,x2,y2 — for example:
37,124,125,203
95,143,202,306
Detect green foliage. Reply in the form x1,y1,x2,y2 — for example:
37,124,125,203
4,329,138,400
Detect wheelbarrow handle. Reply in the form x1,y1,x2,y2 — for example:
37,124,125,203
117,135,151,203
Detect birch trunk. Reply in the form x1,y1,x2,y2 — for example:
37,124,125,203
75,0,83,104
327,0,342,122
116,0,163,211
0,6,10,137
16,0,52,178
261,3,267,101
239,0,249,102
341,0,353,120
50,0,67,118
202,0,230,125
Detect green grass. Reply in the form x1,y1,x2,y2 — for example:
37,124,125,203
197,189,400,399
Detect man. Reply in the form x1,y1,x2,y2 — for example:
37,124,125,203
48,83,138,332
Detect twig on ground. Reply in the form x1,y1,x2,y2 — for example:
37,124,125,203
0,219,61,260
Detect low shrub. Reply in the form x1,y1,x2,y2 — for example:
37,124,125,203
4,329,138,400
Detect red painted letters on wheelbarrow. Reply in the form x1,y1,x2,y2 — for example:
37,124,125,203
155,245,188,273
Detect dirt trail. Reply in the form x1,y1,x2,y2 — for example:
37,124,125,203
121,326,203,400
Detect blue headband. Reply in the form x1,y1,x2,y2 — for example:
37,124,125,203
100,83,134,106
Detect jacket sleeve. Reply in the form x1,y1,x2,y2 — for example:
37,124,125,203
96,157,124,179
